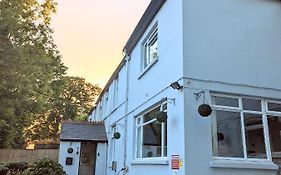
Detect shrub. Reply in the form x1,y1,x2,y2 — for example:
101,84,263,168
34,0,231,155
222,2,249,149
22,158,66,175
5,162,28,173
0,164,8,175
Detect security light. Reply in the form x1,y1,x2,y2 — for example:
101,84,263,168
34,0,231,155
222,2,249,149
170,82,182,90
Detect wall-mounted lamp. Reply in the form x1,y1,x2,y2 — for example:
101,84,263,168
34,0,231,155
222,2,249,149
113,132,121,139
170,82,182,90
67,148,73,154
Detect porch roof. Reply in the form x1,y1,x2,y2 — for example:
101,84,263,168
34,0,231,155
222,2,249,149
60,121,107,142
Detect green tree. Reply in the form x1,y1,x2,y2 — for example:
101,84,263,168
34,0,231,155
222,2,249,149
0,0,66,148
25,76,101,142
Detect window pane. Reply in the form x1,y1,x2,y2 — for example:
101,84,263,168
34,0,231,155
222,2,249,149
268,116,281,162
149,37,158,62
142,121,162,158
268,102,281,112
136,127,142,158
212,96,239,107
214,111,244,158
163,122,167,157
143,107,160,123
244,114,266,159
243,99,261,111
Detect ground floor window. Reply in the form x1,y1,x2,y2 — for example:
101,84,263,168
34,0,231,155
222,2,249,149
211,94,281,162
135,105,167,159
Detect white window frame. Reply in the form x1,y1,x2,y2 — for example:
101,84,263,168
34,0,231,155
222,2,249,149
134,104,167,160
141,25,158,73
210,93,276,162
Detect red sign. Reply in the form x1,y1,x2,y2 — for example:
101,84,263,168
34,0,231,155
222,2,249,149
171,155,180,170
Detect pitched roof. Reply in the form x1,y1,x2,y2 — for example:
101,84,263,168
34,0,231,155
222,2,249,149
93,0,166,108
123,0,166,54
60,121,107,142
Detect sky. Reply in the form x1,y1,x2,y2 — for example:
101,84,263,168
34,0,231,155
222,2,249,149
51,0,151,87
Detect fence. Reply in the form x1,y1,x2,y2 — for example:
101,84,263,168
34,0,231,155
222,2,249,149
0,149,59,162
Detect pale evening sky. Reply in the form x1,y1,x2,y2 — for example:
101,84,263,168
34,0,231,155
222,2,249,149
51,0,150,87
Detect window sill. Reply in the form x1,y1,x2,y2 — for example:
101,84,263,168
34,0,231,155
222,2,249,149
138,59,158,79
210,159,278,170
131,158,168,165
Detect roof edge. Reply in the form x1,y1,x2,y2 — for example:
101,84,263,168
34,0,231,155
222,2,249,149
95,58,126,105
60,139,108,143
123,0,166,54
92,0,166,109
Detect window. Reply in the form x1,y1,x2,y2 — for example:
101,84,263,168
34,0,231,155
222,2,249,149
109,125,117,170
266,101,281,164
98,102,103,121
142,26,158,70
104,90,109,116
211,94,281,164
112,77,118,109
135,105,167,159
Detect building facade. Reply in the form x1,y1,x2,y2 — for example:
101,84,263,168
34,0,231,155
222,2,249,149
89,0,281,175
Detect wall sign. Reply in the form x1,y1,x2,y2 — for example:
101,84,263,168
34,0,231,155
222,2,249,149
171,155,180,170
65,157,73,165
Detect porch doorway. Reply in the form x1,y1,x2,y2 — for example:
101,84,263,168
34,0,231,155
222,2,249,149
79,142,97,175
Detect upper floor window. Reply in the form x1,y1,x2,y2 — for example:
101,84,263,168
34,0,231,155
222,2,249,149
98,101,103,120
104,90,109,116
135,104,167,159
112,77,118,109
211,94,281,163
142,26,158,71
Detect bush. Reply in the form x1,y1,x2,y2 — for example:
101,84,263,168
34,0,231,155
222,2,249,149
0,164,8,175
5,162,28,173
22,158,66,175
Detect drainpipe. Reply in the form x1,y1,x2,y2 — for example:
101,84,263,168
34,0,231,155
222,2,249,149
123,50,130,173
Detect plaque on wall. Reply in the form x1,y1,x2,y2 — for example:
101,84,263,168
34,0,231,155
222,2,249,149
66,157,73,165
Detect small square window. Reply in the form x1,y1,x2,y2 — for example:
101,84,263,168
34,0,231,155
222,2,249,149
268,102,281,112
142,27,158,70
212,96,239,108
242,98,261,111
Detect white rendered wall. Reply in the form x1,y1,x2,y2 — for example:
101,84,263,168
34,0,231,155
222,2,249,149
183,0,281,89
59,142,81,175
108,0,185,175
182,0,281,174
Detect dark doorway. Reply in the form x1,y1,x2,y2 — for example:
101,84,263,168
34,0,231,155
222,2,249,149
79,142,97,175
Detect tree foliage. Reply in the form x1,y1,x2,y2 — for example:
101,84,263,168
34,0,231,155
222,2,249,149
0,0,67,148
25,76,101,142
0,0,101,147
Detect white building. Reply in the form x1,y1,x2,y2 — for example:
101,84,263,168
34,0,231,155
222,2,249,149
60,0,281,174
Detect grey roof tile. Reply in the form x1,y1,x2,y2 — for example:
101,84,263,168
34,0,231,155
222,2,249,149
60,121,107,142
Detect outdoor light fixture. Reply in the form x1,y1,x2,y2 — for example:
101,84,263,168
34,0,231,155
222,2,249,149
67,148,73,154
113,132,121,139
156,111,168,123
170,81,182,90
